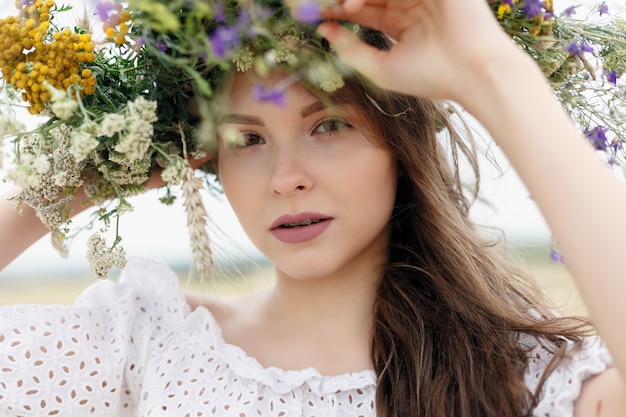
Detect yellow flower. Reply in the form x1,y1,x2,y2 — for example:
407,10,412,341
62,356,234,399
0,0,97,114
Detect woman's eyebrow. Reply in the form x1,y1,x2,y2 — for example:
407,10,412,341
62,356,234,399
301,99,352,118
300,101,326,118
220,114,265,126
220,99,348,125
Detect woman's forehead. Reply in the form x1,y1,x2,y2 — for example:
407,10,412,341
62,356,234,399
223,72,323,113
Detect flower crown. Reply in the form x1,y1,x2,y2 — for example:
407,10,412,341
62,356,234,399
0,0,624,278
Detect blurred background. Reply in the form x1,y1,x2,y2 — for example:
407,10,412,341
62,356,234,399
1,0,623,314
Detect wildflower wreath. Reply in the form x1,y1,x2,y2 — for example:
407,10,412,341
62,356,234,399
0,0,624,278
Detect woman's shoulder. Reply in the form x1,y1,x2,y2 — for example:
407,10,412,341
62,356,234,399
521,334,613,417
76,256,190,318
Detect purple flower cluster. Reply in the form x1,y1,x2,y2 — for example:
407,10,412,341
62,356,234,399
521,0,545,18
95,0,122,24
561,5,577,17
17,0,36,7
208,8,259,59
210,25,241,58
604,69,619,85
550,249,565,264
565,40,594,56
585,125,613,151
252,84,286,107
293,1,322,24
598,1,610,16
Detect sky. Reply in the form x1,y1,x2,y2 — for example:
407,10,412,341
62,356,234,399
0,0,624,278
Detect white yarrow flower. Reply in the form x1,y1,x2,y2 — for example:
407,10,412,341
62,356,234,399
127,96,158,123
114,130,151,162
99,113,126,137
32,154,51,174
70,130,99,162
0,113,26,136
86,233,127,279
45,83,78,120
305,60,344,92
51,100,78,120
161,157,187,185
221,126,245,148
6,164,40,188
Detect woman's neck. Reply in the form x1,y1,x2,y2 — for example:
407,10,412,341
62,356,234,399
211,260,383,375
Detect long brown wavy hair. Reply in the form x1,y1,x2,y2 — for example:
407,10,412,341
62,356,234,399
322,28,593,417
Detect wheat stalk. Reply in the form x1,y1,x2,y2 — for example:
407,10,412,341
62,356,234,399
178,124,213,278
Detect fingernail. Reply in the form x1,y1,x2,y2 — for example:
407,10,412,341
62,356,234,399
317,23,330,38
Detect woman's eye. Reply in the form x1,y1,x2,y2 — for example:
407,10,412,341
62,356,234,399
238,132,265,148
313,118,352,135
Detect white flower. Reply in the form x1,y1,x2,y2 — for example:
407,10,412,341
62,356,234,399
32,154,51,174
98,113,126,137
116,199,134,215
233,46,255,72
70,129,99,162
161,157,186,185
127,96,158,123
0,113,25,136
86,233,127,279
114,131,151,162
6,164,40,188
45,83,78,120
51,99,78,120
305,60,344,92
114,117,153,161
221,126,245,148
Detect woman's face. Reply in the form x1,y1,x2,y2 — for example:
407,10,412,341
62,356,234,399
217,73,397,280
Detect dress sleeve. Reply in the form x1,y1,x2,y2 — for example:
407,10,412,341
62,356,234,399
527,336,613,417
0,257,187,417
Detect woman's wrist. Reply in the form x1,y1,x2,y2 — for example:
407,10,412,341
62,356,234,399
453,44,551,136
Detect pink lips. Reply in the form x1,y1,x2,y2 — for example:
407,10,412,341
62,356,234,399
270,212,333,244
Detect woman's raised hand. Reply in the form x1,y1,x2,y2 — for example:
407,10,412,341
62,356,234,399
317,0,519,104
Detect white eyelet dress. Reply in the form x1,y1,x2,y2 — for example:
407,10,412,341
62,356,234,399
0,257,613,417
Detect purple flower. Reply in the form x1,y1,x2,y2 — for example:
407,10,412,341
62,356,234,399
209,25,241,59
522,0,545,18
209,26,241,59
585,125,609,151
95,0,121,23
599,1,610,16
293,1,322,23
565,40,594,56
561,6,577,17
610,138,622,152
550,249,565,263
604,69,618,85
131,36,145,52
156,40,168,52
252,84,285,107
17,0,35,8
214,0,225,23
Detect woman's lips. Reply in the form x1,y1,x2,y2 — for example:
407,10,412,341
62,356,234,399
270,213,333,243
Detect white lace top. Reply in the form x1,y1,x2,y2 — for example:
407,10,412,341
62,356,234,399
0,257,613,417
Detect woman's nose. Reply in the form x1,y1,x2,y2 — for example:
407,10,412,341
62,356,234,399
268,147,314,196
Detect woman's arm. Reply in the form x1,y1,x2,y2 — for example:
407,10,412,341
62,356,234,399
0,152,210,272
319,0,626,412
0,187,88,271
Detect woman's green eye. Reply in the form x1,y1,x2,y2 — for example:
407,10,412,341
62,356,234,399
314,118,352,135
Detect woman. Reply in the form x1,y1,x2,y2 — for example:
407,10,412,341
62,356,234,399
1,0,624,416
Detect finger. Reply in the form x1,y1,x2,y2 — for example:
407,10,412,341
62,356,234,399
322,4,408,40
341,0,370,14
317,22,389,89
